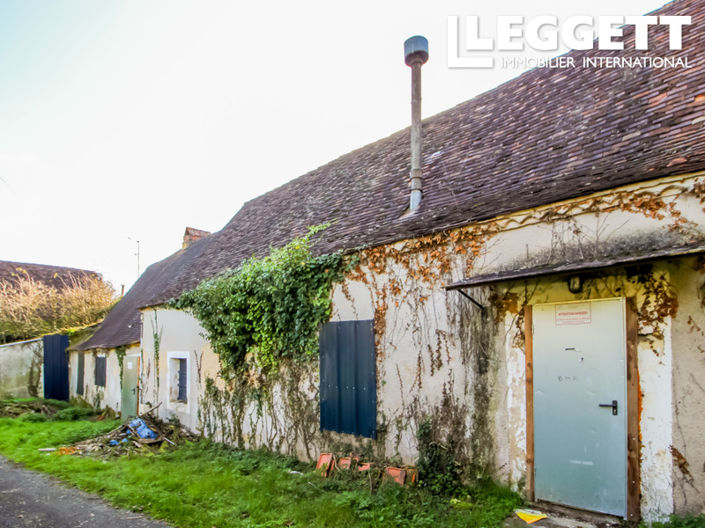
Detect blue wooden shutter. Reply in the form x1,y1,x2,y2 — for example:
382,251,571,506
319,320,376,438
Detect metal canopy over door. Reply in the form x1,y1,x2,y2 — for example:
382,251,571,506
121,355,140,418
533,298,627,517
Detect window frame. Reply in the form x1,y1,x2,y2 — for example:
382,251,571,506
167,351,190,406
94,353,107,388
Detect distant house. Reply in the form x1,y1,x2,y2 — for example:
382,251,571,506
0,260,108,344
0,261,104,399
72,0,705,521
0,260,100,291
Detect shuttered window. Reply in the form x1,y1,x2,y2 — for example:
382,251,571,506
76,352,85,395
177,358,187,402
319,320,376,438
94,355,106,387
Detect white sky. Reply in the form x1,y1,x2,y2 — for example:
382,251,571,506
0,0,668,292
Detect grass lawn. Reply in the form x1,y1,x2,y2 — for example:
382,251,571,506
0,417,522,527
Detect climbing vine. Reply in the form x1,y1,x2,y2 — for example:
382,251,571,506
173,226,352,376
151,310,162,392
115,345,127,385
185,174,704,475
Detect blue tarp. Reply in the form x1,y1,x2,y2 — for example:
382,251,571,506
128,418,158,439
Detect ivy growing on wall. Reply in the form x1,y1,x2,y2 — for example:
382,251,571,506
172,226,351,376
151,310,163,392
115,345,127,385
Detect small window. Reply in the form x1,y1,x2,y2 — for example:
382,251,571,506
168,353,188,404
177,358,187,403
319,320,376,438
94,355,106,387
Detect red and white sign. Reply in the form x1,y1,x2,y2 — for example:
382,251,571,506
555,303,592,325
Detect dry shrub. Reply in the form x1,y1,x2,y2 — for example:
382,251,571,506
0,271,116,342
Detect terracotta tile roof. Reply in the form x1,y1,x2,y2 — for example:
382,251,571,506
84,0,705,347
140,0,705,307
0,261,100,291
75,238,210,350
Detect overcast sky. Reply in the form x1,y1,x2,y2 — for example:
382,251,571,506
0,0,669,292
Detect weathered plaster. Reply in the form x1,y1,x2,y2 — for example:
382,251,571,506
139,172,705,519
68,344,139,413
140,308,215,429
639,313,674,520
669,259,705,516
0,338,43,398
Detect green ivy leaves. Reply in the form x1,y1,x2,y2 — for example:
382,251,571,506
172,226,350,376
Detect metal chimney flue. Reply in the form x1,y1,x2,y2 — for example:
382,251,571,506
404,35,428,212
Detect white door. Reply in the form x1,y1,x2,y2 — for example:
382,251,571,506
533,298,627,517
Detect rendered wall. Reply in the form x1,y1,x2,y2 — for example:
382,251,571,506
68,344,138,413
140,308,217,429
141,171,705,520
0,338,43,398
669,259,705,516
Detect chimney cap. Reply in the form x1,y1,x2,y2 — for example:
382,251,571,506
182,226,211,249
404,35,429,66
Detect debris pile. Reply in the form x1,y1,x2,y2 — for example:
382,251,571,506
0,398,62,418
0,398,103,421
315,452,418,487
68,404,196,457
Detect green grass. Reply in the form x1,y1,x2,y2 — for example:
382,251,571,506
0,418,521,527
648,516,705,528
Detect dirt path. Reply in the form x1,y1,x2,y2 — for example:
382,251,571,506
0,456,171,528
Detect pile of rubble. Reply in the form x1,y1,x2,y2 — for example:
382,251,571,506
0,398,63,418
68,404,197,457
316,453,418,487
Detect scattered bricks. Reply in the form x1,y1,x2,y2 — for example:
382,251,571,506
316,453,335,477
405,467,418,485
383,466,407,486
337,455,359,470
357,462,374,472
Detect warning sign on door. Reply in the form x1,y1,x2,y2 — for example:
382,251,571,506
555,303,592,325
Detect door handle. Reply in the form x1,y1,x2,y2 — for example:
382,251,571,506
598,400,618,415
131,388,136,395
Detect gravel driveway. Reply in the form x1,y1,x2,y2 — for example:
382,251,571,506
0,456,171,528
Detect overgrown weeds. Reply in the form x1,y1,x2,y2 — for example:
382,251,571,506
0,397,97,421
416,417,463,495
0,419,521,527
647,516,705,528
0,270,116,342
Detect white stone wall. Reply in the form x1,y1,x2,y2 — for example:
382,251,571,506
140,308,216,430
138,171,705,519
0,338,43,398
68,344,139,413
